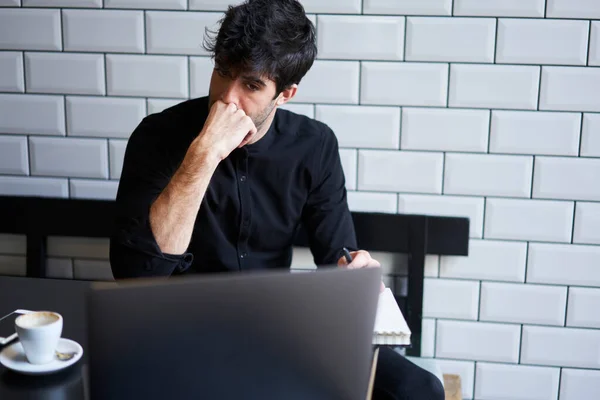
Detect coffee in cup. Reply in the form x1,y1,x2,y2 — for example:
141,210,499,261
15,311,63,364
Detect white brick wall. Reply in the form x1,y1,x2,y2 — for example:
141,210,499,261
2,3,600,398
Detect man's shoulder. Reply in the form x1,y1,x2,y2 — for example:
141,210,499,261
275,107,336,144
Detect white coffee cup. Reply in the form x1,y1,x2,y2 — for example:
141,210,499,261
15,311,63,365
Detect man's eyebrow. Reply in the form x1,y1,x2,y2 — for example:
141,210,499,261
241,75,267,87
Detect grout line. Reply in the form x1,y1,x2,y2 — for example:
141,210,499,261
451,0,455,16
481,197,487,237
564,286,570,327
578,113,584,156
354,148,359,191
106,139,111,180
26,135,32,176
142,10,148,54
103,54,108,96
493,18,498,63
21,51,27,92
487,109,492,153
477,280,482,321
63,96,68,136
441,152,447,194
570,202,577,244
586,21,592,66
523,242,530,283
445,63,451,107
518,324,523,363
472,361,477,399
187,56,192,99
59,9,65,51
402,16,408,61
544,0,548,18
557,368,563,399
529,156,536,198
357,61,362,105
536,66,543,111
433,319,438,357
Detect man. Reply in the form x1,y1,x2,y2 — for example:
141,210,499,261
110,1,444,399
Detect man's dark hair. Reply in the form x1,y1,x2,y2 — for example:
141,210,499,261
203,0,317,95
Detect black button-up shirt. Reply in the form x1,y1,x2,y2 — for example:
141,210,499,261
110,96,357,279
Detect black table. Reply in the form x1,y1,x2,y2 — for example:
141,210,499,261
0,276,92,400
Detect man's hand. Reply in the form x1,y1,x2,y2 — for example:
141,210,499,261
194,100,257,162
337,250,385,292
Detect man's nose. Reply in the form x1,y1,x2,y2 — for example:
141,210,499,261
220,81,242,107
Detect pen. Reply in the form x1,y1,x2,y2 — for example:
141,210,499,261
342,247,353,264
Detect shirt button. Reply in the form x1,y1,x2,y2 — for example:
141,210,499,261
240,175,247,182
240,252,247,259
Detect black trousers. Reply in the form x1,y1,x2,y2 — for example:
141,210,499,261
372,347,445,400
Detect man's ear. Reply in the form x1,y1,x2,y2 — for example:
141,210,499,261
276,84,298,106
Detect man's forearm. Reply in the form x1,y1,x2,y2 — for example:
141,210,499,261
149,148,219,255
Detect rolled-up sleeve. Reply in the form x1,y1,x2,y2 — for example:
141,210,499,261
110,114,193,279
301,126,358,266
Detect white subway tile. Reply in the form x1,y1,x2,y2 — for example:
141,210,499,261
67,97,145,139
0,9,61,50
299,0,361,13
528,243,600,287
574,202,600,245
0,176,68,198
0,234,25,256
0,0,20,5
0,94,65,136
546,0,600,19
580,113,600,157
0,136,28,175
70,179,118,200
146,12,220,55
421,319,435,357
533,157,600,201
436,320,520,363
316,106,400,149
497,19,589,65
188,0,232,11
24,0,101,6
590,22,600,66
490,111,581,156
454,0,545,17
346,191,397,214
406,17,495,62
47,236,109,259
522,325,600,368
25,53,105,96
339,149,357,191
292,61,359,104
318,16,404,61
449,64,540,109
444,153,533,197
46,258,73,280
441,239,527,282
278,104,314,119
105,0,186,9
480,282,567,326
425,255,440,278
361,62,448,107
364,0,451,15
63,10,144,53
423,278,480,320
540,67,600,112
109,139,127,180
567,287,600,328
0,256,26,276
358,150,443,193
30,137,109,179
485,198,574,242
398,194,484,238
475,363,560,400
107,54,188,98
74,260,114,281
434,359,475,400
0,52,24,92
189,57,213,99
147,98,184,115
560,369,600,400
401,108,489,152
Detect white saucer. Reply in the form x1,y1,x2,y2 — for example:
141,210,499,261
0,338,83,375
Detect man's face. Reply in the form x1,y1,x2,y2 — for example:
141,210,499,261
208,65,280,134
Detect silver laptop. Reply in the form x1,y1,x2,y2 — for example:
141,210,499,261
86,266,382,400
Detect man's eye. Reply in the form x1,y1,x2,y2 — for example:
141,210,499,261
247,84,260,91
